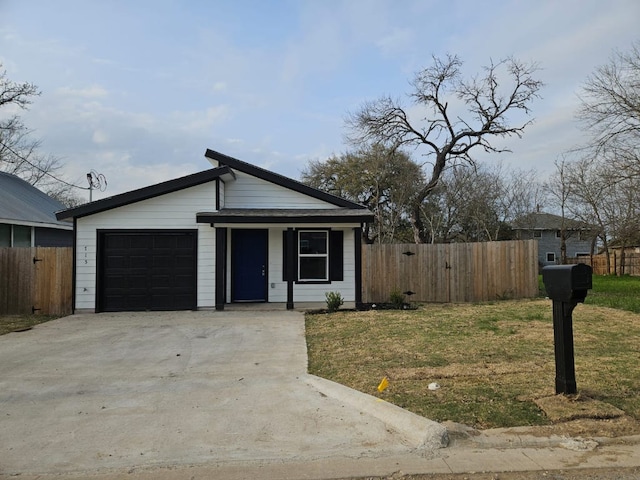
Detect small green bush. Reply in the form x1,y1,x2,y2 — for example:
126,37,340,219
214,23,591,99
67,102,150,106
325,291,344,312
389,289,405,309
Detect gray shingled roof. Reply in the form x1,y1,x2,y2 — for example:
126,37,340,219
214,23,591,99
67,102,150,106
0,171,72,228
511,212,594,231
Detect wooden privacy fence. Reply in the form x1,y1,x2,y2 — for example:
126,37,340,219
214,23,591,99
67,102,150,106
0,247,73,315
567,252,640,276
362,240,539,304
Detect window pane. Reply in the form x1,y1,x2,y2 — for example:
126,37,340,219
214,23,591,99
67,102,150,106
546,253,555,262
0,224,10,247
300,257,327,280
299,231,327,254
13,225,32,247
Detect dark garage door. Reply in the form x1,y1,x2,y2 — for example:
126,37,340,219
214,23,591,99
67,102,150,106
98,230,197,312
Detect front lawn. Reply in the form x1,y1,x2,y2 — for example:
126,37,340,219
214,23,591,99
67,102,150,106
306,298,640,431
586,274,640,313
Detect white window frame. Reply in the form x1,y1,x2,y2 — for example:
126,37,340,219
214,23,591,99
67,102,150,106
298,230,329,281
546,252,556,263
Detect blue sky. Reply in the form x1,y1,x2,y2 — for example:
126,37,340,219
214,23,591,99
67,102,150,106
1,0,639,201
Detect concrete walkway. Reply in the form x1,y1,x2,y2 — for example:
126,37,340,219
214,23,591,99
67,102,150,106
1,310,639,479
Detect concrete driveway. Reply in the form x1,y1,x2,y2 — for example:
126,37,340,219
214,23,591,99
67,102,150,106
0,310,446,477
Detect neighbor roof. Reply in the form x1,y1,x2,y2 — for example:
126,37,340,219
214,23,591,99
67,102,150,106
511,212,596,231
0,171,72,229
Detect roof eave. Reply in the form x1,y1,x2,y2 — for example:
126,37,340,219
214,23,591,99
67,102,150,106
56,166,234,220
196,213,374,225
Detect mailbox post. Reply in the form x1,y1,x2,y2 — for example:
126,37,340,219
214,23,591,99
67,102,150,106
541,264,593,395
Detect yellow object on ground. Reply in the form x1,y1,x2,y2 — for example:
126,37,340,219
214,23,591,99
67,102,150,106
377,376,389,392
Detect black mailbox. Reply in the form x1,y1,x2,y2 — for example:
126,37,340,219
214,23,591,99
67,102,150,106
542,263,593,395
542,264,593,303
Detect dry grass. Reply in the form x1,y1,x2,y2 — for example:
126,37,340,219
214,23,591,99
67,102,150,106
306,299,640,432
0,314,61,335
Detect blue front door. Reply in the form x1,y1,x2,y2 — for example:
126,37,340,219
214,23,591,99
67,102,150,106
231,229,268,302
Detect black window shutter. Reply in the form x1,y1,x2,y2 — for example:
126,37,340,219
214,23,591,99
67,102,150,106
282,230,298,281
329,230,343,281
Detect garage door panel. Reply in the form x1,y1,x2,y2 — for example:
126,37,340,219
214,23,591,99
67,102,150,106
99,231,196,312
130,236,151,249
130,256,149,268
152,255,172,268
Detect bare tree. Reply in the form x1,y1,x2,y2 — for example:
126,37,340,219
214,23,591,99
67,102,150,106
422,164,543,243
500,167,546,222
564,156,609,268
0,65,83,206
0,68,39,109
571,41,640,272
578,41,640,155
544,158,573,263
347,54,543,243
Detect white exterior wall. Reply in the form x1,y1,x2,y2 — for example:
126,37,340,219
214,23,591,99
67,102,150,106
218,180,225,209
225,171,338,209
223,224,358,303
74,182,217,311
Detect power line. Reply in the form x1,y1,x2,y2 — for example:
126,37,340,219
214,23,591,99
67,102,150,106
0,138,90,190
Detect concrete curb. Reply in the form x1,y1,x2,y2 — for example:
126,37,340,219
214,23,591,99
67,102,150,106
304,374,449,452
445,421,640,450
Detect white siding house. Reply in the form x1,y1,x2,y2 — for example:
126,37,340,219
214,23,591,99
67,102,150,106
57,149,373,313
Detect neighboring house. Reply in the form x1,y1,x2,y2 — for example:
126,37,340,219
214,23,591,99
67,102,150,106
511,211,597,267
56,149,374,313
605,234,640,255
0,171,73,247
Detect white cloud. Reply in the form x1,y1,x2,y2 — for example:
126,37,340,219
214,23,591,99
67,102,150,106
177,105,229,134
92,129,109,144
56,85,108,99
212,81,227,92
375,28,415,57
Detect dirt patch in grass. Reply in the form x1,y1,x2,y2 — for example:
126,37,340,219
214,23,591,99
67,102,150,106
306,299,640,438
534,394,625,422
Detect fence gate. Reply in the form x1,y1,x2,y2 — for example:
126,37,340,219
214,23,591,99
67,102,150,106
0,247,73,315
362,240,539,304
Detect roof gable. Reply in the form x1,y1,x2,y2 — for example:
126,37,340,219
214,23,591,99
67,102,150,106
205,149,367,209
0,171,70,228
57,149,370,221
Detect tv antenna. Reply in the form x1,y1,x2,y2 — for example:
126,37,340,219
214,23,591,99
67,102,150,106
87,170,107,201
